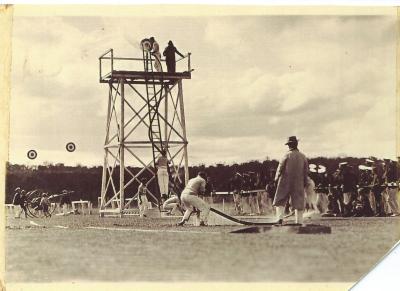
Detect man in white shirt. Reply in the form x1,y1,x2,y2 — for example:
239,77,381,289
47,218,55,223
177,171,210,226
149,37,162,72
156,150,169,201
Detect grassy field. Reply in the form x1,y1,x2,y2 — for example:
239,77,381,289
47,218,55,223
5,211,400,283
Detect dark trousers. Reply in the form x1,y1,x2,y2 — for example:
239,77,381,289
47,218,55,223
166,61,176,73
333,190,345,215
20,204,27,218
372,187,383,215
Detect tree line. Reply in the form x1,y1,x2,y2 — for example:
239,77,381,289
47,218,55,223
5,156,384,205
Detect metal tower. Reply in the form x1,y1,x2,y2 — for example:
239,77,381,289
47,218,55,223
98,44,192,217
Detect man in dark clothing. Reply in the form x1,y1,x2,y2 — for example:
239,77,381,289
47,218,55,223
163,41,184,73
60,189,72,214
200,176,214,204
324,189,341,217
371,165,384,216
19,190,28,218
12,187,21,206
337,163,358,217
352,187,374,217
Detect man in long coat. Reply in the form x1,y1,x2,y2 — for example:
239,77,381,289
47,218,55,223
273,136,309,224
163,40,184,73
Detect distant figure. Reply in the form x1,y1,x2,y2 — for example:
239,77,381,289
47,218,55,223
387,182,400,216
265,179,276,214
156,150,169,200
19,190,28,218
273,136,309,224
12,187,22,218
241,173,252,214
371,163,384,216
60,189,72,214
40,193,51,218
137,178,150,217
352,187,374,217
230,173,243,215
383,160,399,216
163,40,184,73
149,37,162,72
248,172,260,215
304,177,317,211
337,163,358,217
203,176,214,204
177,171,210,226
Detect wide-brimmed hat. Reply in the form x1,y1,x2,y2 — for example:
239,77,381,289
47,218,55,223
285,136,299,145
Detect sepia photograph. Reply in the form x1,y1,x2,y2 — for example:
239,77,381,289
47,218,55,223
1,4,400,290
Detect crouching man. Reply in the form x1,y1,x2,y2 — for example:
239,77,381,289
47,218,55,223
177,171,210,226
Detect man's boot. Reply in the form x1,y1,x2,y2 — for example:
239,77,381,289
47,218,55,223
176,219,187,226
295,209,304,225
275,206,285,225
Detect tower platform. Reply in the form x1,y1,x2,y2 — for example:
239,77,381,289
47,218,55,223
99,48,192,85
100,70,192,85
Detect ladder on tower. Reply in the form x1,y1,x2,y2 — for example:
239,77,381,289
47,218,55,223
142,48,165,205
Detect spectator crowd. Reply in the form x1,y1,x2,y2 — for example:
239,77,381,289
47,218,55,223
219,158,400,218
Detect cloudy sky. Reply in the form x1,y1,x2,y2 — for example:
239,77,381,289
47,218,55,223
9,14,397,166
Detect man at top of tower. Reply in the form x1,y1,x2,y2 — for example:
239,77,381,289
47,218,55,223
149,37,162,72
163,40,184,73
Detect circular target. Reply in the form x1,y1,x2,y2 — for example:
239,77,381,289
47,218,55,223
27,150,37,160
66,142,76,152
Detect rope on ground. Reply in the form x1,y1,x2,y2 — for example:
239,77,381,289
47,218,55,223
210,208,277,226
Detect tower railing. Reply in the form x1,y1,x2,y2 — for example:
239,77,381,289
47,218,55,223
99,48,192,83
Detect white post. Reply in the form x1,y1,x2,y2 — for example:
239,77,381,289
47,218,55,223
120,78,125,217
178,80,189,185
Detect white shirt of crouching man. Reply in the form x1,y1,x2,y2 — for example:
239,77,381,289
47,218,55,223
163,193,182,214
179,173,211,225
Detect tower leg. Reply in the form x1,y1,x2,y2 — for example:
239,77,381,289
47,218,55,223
100,84,113,217
164,84,168,151
178,80,189,185
119,78,125,217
